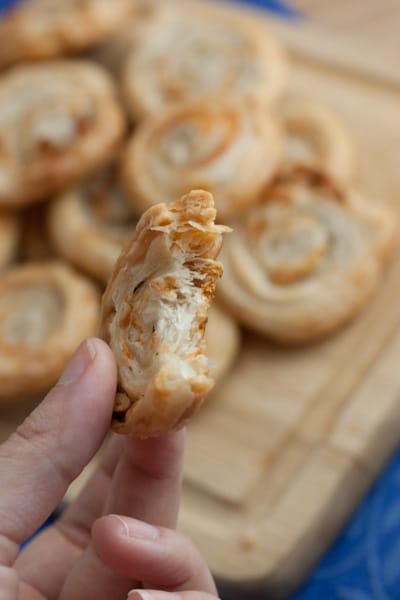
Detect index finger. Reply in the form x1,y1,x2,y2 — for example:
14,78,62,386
0,338,117,565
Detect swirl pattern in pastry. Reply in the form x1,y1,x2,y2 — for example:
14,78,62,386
48,165,138,283
100,190,230,437
0,60,126,208
121,99,282,221
281,99,355,184
0,0,131,68
218,168,392,344
121,2,288,120
0,261,100,401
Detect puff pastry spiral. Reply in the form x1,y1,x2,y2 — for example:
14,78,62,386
0,61,125,207
0,0,131,68
219,168,393,344
100,190,229,437
0,261,100,401
48,165,138,283
122,2,288,120
121,100,282,221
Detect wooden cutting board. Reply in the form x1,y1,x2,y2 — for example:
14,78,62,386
290,0,400,58
1,4,400,599
177,4,400,599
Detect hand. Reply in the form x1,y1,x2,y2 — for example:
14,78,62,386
0,338,218,600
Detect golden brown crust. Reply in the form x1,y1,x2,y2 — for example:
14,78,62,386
121,1,288,121
100,190,229,437
0,261,100,402
0,210,19,269
218,167,392,344
121,99,282,221
48,165,138,283
280,99,355,184
0,60,126,208
0,0,131,68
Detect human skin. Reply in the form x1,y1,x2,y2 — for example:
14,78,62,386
0,338,219,600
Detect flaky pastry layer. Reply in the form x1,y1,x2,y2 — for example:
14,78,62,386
100,190,229,437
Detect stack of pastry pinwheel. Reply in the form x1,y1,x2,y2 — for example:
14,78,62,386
0,0,395,403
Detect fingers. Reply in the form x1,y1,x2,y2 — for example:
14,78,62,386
59,430,186,600
104,430,186,527
57,435,125,545
92,515,217,595
0,338,117,565
14,436,124,599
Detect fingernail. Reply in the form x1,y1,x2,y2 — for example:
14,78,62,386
111,515,159,540
128,592,153,600
128,592,181,600
57,338,97,385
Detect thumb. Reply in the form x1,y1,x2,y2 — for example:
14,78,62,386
0,338,116,565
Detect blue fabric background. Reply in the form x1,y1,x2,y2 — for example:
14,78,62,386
2,0,399,597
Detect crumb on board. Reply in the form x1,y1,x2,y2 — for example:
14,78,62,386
239,533,259,551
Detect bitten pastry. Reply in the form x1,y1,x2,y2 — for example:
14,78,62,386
0,211,19,269
0,0,131,69
48,165,138,283
121,1,288,120
121,99,282,221
218,167,395,344
281,99,354,184
0,261,100,402
0,60,125,208
100,190,230,437
206,304,241,384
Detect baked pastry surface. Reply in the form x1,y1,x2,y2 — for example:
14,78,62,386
100,190,229,437
218,167,394,344
0,0,131,68
48,165,137,283
0,261,100,401
281,99,355,183
121,99,282,221
0,60,125,208
122,1,288,120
